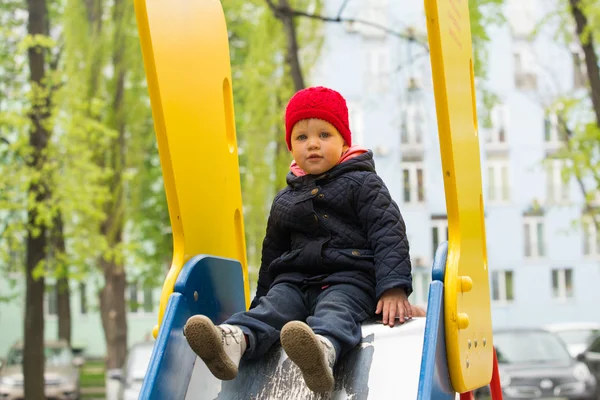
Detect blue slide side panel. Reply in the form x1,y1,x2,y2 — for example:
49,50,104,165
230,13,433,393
139,255,247,399
139,293,195,400
432,241,448,282
174,255,247,323
417,281,455,400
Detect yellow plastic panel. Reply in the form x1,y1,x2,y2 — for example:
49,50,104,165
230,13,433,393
424,0,493,392
133,0,250,337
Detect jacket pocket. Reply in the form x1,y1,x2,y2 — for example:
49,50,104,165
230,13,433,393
279,248,302,261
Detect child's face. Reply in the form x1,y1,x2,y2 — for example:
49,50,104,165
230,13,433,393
290,119,349,175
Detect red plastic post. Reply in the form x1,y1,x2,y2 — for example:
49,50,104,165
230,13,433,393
459,348,503,400
489,347,504,399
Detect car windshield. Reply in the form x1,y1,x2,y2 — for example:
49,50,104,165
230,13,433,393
554,329,600,347
126,345,154,381
495,331,572,364
7,346,73,367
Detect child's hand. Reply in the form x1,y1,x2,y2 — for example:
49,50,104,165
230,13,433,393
376,288,412,327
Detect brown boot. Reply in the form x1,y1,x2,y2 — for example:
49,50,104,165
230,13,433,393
184,315,246,381
280,321,336,393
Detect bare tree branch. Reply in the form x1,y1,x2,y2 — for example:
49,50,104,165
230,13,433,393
336,0,350,20
265,0,305,91
264,0,429,52
395,51,429,72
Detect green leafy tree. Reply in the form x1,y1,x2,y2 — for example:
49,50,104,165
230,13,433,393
535,0,600,232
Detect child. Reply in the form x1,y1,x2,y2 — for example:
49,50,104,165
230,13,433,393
184,86,415,393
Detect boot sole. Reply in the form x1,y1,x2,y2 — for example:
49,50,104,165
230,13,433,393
280,321,334,393
184,315,238,380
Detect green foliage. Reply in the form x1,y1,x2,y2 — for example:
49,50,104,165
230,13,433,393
534,0,600,222
0,0,165,295
469,0,506,79
0,0,508,298
225,1,322,278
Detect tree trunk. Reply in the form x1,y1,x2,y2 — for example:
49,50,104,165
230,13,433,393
569,0,600,127
99,0,128,370
568,0,600,232
25,0,50,396
277,0,305,92
83,0,104,102
99,257,128,369
54,212,71,345
24,226,46,400
56,275,71,344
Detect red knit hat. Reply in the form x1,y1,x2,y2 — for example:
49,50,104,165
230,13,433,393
285,86,352,151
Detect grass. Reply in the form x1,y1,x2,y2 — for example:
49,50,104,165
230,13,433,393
80,359,106,399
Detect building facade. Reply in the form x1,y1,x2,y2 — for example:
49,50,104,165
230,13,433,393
311,0,600,327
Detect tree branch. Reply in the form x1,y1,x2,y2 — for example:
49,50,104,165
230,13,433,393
556,113,600,233
569,0,600,127
264,0,429,52
336,0,350,20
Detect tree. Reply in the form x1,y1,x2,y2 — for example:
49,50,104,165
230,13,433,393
24,0,52,394
535,0,600,232
567,0,600,232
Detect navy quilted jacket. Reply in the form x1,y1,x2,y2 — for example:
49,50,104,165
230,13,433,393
251,151,412,308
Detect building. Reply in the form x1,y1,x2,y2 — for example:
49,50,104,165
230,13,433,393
310,0,600,327
0,276,160,357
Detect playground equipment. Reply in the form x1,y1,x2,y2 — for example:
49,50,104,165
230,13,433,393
132,0,504,398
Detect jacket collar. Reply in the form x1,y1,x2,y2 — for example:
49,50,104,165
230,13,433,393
285,150,376,190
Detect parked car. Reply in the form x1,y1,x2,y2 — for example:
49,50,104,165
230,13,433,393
489,328,597,400
0,339,83,400
576,333,600,397
545,322,600,358
111,341,155,400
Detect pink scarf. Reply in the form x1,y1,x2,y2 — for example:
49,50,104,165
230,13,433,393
289,145,369,177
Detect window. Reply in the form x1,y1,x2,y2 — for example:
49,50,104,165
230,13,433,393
366,47,390,92
583,217,600,257
487,159,510,203
589,336,600,354
488,105,508,145
46,285,58,316
431,217,449,257
143,287,154,313
491,270,514,302
401,100,426,147
546,159,569,203
128,282,155,314
506,0,534,39
350,0,388,38
80,282,87,315
524,217,545,258
570,43,587,89
544,112,561,144
128,282,139,313
514,43,537,90
402,162,425,204
347,102,364,146
551,268,573,300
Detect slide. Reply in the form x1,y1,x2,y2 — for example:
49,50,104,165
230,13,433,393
139,245,457,400
132,0,495,397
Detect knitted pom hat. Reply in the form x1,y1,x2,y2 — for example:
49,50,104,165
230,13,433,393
284,86,352,151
